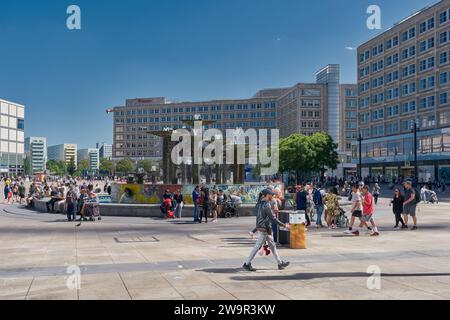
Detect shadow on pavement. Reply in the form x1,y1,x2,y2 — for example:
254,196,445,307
198,268,245,274
229,272,450,281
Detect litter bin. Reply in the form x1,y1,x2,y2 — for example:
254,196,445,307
278,211,292,245
289,212,307,249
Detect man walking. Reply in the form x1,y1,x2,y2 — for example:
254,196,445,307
403,181,419,230
313,184,324,228
361,185,380,236
344,184,364,236
65,186,77,222
192,186,200,223
243,189,290,272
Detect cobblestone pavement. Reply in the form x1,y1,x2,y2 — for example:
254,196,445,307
1,198,450,300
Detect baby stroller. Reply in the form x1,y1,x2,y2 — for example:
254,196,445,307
336,207,349,228
81,201,101,221
220,200,239,218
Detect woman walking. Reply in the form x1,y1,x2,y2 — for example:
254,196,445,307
372,183,381,205
391,188,406,229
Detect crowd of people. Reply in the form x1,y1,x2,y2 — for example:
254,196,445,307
2,177,113,222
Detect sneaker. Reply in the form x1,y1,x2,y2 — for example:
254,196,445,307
344,229,353,234
411,226,418,230
249,231,255,238
278,261,290,270
402,225,408,229
370,232,380,237
352,230,360,236
243,263,256,272
394,226,400,230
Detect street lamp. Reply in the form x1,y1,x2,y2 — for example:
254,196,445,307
357,130,363,180
411,119,420,187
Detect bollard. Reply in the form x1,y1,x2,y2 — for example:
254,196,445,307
290,223,307,249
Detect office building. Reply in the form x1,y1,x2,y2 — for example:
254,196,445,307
111,65,358,177
47,144,77,165
98,143,113,159
25,137,47,174
0,98,25,176
78,148,100,171
355,0,450,182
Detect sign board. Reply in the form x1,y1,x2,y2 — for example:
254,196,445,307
289,211,306,225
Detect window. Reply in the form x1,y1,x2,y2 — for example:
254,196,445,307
409,28,416,39
393,36,398,46
441,72,448,85
440,11,448,24
420,41,427,53
402,31,408,42
17,119,25,130
428,17,435,30
409,45,416,57
428,37,435,49
441,93,448,105
420,21,426,33
440,31,448,44
440,51,448,65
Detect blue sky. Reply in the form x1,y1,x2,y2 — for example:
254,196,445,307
0,0,437,148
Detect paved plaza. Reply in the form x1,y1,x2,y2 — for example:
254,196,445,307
1,197,450,300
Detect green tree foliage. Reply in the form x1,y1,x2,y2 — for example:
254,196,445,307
67,157,77,176
46,160,67,176
99,158,114,175
279,132,339,181
116,158,135,175
139,159,156,175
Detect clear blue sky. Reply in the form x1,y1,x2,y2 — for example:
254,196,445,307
0,0,436,148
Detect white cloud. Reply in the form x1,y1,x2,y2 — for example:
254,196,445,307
345,46,356,51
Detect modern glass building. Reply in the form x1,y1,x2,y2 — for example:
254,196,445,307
25,137,47,174
99,144,113,160
47,144,77,165
0,98,25,176
355,0,450,183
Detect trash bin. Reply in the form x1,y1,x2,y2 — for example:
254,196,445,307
289,211,307,249
278,211,291,245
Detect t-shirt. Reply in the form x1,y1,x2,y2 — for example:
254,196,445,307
352,191,363,211
404,188,415,205
363,192,374,215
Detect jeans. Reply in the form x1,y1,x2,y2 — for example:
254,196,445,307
316,205,324,226
46,199,58,212
67,203,76,221
245,231,282,265
175,202,183,219
193,204,200,222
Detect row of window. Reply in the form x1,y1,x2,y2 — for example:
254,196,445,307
115,102,277,116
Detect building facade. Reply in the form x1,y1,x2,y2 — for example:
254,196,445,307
47,144,77,165
25,137,47,174
355,0,450,183
0,98,25,176
78,148,100,171
99,144,112,160
112,65,357,177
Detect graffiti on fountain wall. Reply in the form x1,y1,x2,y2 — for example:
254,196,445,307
111,184,284,205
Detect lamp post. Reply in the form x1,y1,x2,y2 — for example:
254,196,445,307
357,130,363,180
411,119,420,187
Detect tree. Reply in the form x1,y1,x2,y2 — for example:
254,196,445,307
116,158,135,175
309,132,340,181
46,160,66,176
76,159,90,176
67,157,77,176
139,159,156,175
100,158,114,175
279,134,315,182
23,157,30,175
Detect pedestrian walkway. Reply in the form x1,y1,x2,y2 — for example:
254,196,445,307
1,202,450,300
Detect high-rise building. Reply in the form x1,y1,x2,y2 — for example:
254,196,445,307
0,98,25,176
78,148,100,171
99,144,112,159
355,0,450,182
47,144,77,165
25,137,47,174
316,64,341,148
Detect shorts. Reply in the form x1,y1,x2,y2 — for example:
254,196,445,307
352,210,362,218
361,214,374,222
403,204,417,216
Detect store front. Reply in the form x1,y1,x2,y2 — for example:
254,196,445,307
385,167,399,183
